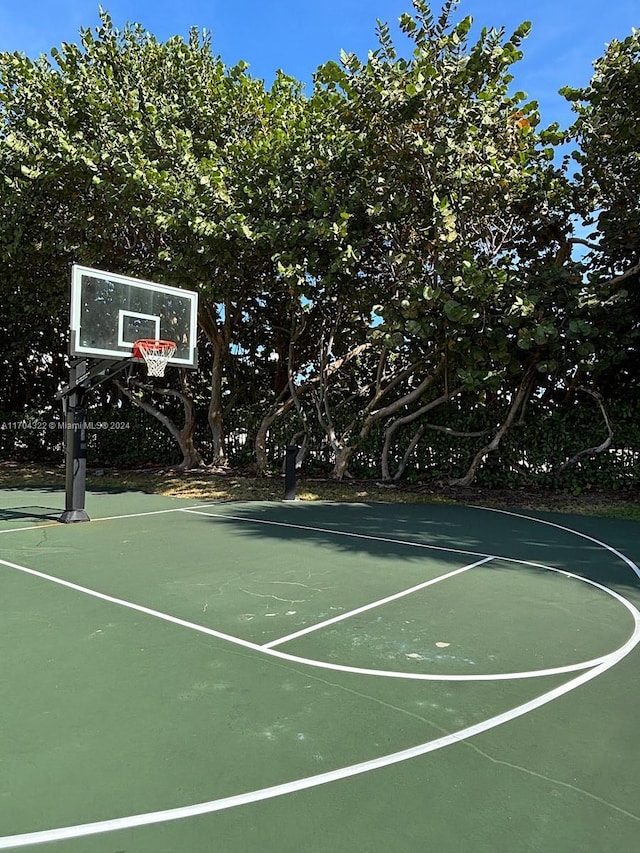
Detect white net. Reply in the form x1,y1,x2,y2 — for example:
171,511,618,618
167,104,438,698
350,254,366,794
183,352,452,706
135,340,177,377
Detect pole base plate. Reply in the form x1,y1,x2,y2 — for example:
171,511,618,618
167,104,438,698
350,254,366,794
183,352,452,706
58,509,91,524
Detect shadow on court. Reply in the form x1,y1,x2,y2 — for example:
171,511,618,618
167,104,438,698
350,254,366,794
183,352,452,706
0,505,61,522
1,493,639,853
187,501,640,593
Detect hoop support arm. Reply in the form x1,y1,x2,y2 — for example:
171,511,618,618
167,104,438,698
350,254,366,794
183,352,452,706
56,358,131,400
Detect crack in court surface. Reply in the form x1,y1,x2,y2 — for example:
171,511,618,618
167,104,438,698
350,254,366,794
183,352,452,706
463,742,640,823
0,504,639,850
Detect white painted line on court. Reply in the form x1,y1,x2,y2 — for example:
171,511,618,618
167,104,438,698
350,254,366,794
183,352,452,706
1,507,639,849
180,509,638,669
0,556,263,654
181,508,495,560
2,598,638,850
263,556,495,648
0,521,60,535
0,502,224,535
94,502,224,524
0,553,632,687
470,505,640,581
258,563,635,681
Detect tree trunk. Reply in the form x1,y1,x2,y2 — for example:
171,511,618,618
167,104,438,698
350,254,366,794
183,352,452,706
115,380,204,470
255,394,295,472
208,338,226,465
176,372,205,469
380,386,463,481
254,343,372,475
449,363,538,487
556,387,613,482
324,360,442,480
199,302,230,467
333,446,354,480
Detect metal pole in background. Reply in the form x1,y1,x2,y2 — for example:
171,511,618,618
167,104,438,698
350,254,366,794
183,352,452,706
284,445,299,501
59,361,90,523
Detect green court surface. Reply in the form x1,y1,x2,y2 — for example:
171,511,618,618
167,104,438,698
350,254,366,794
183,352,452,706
1,488,639,852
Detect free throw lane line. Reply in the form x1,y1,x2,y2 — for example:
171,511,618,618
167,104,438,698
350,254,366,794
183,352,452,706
262,556,495,649
1,509,639,848
0,554,621,682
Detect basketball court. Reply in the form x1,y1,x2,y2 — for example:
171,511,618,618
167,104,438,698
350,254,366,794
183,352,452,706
1,489,638,852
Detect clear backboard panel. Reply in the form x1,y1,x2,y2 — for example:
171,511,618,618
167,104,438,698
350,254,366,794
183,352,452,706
70,265,198,367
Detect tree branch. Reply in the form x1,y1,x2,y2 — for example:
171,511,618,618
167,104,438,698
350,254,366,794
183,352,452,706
569,236,601,251
449,362,538,487
557,387,613,476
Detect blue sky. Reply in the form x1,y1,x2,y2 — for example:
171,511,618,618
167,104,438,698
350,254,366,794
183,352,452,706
0,1,637,128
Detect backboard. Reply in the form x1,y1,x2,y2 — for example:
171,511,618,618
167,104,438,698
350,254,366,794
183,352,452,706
69,265,198,368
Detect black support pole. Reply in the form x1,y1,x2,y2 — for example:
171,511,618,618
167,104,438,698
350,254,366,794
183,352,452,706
59,361,90,523
284,445,299,501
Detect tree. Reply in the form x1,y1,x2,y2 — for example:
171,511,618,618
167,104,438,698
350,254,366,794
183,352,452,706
5,3,632,486
304,0,575,482
0,14,285,464
562,29,640,392
0,16,215,445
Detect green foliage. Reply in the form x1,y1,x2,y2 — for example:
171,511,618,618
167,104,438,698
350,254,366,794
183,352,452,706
563,29,640,393
564,30,640,269
0,408,180,466
1,2,638,489
6,390,638,492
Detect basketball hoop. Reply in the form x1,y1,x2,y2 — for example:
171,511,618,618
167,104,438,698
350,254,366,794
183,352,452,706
133,339,177,377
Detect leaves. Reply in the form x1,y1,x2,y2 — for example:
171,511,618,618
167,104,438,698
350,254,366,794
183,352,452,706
1,2,636,484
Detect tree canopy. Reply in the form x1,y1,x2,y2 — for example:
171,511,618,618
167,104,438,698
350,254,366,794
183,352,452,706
1,1,638,488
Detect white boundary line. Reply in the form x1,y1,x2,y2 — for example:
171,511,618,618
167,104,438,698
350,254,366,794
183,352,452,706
180,508,494,559
95,502,224,523
470,505,640,581
1,506,639,848
0,502,224,535
0,554,616,682
2,606,638,850
0,521,59,535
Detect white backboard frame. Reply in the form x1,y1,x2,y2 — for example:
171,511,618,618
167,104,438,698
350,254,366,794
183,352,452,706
69,265,198,367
